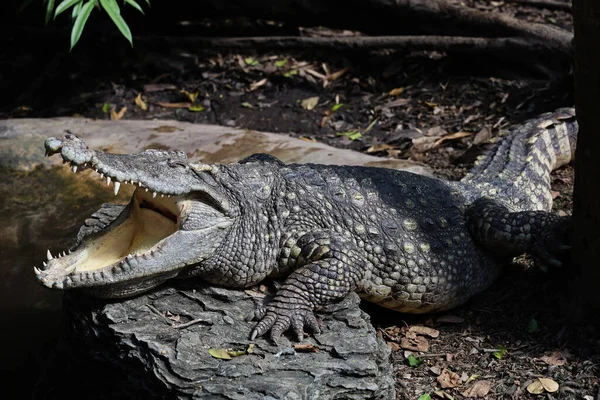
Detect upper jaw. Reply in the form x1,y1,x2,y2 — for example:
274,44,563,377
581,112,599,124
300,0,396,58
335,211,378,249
45,134,193,197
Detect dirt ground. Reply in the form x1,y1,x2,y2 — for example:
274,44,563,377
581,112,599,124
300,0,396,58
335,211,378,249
1,0,598,399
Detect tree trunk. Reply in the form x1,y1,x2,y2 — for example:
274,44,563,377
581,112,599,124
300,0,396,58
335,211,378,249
571,0,600,308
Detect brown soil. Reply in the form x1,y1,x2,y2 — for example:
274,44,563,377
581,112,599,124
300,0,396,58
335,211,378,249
1,0,598,399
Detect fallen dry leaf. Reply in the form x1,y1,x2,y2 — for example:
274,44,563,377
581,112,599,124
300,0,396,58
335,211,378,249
412,136,439,153
155,101,192,109
301,96,320,110
134,93,148,110
437,368,461,389
366,143,396,153
143,83,177,92
327,66,350,82
110,106,127,120
181,89,199,102
473,126,491,145
462,380,491,398
425,126,448,137
400,336,429,352
527,378,559,394
249,78,268,92
434,131,472,148
387,341,401,351
540,350,568,366
388,87,405,96
409,325,440,338
379,98,409,110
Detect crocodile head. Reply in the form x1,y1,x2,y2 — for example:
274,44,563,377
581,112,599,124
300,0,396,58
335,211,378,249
35,134,234,297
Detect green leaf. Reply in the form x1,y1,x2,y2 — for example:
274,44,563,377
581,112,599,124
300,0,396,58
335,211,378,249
101,102,112,113
527,317,539,333
407,354,423,367
240,102,254,108
331,103,344,112
336,130,362,141
274,59,288,68
208,348,232,360
72,1,83,19
55,0,81,19
124,0,144,14
244,57,259,66
283,69,298,78
70,0,95,50
45,0,56,24
418,394,431,400
188,104,205,112
364,118,378,133
99,0,133,46
492,345,507,360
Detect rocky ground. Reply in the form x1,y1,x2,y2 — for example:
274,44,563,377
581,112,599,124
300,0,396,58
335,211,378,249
1,0,598,399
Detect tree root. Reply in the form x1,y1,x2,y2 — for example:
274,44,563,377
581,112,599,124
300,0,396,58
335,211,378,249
502,0,571,11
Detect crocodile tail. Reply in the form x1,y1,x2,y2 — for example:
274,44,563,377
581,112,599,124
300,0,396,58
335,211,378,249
461,107,577,212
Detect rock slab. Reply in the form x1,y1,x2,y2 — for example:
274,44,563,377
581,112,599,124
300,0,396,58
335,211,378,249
63,281,395,399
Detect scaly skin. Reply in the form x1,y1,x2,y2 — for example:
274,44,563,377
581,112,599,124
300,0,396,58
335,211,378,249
35,108,576,342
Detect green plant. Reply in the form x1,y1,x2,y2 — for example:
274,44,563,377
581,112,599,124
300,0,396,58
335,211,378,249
42,0,150,50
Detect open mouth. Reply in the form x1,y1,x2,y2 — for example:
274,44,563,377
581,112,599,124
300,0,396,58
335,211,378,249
35,179,184,288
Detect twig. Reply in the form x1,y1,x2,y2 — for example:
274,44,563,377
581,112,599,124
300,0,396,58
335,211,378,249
146,304,172,325
172,318,207,329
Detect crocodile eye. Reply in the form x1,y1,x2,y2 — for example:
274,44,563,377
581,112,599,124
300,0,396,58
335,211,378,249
168,160,188,169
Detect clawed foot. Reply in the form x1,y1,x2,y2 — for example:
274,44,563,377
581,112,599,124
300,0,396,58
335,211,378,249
532,216,571,271
249,303,321,344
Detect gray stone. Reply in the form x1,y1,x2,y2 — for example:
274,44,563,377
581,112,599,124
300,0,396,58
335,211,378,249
64,282,395,399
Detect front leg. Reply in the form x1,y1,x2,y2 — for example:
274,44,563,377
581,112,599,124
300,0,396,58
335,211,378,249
251,231,368,342
466,198,571,269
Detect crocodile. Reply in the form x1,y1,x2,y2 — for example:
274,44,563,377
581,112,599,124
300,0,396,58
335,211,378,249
35,108,576,342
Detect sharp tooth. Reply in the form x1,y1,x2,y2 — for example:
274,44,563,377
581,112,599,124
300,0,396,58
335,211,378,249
161,194,164,198
152,192,157,198
43,261,47,267
62,251,66,257
72,165,78,173
106,176,111,185
100,173,104,179
145,188,149,192
34,267,41,274
114,181,121,196
47,250,53,260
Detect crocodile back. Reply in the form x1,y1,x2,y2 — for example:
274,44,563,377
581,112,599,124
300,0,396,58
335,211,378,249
460,108,577,212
